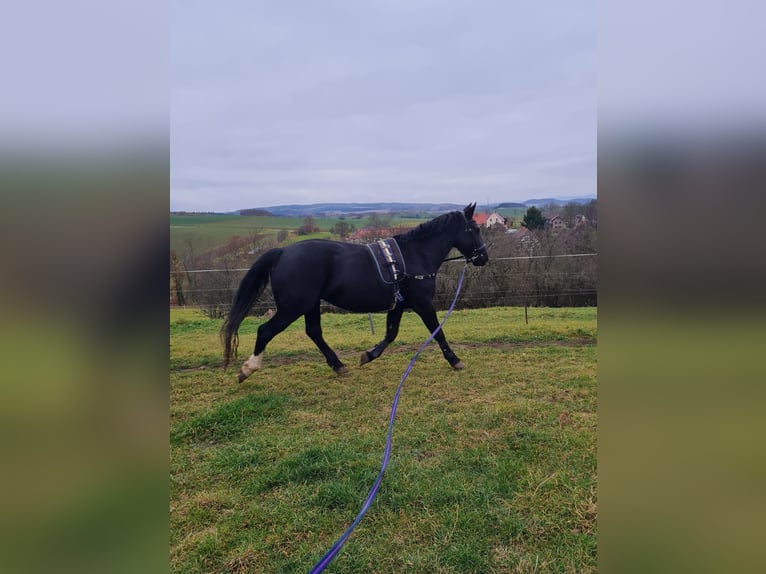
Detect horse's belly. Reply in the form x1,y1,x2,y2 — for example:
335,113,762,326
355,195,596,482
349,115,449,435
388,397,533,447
322,281,394,313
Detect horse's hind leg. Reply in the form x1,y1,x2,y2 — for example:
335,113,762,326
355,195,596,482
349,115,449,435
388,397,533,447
360,305,404,366
305,304,347,375
238,310,300,383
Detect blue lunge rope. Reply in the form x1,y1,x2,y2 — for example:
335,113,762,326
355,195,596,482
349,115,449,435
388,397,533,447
308,264,469,573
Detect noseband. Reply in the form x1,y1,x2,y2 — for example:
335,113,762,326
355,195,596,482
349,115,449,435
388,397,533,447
466,242,488,262
442,239,489,263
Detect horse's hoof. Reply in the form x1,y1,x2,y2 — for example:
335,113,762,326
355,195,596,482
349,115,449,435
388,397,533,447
237,353,262,383
335,365,349,376
359,352,370,366
452,361,466,370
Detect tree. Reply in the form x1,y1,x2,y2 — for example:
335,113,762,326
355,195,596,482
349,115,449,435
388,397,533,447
170,250,185,306
583,199,597,226
367,212,392,230
330,220,356,239
297,215,319,235
522,206,547,230
177,233,279,319
247,228,265,253
560,202,581,227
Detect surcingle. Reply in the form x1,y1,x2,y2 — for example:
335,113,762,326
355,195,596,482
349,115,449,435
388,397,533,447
366,238,407,308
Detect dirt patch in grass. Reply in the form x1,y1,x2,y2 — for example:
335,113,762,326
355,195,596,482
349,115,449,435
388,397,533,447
172,336,596,373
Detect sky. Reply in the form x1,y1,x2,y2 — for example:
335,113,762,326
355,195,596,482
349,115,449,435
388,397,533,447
171,1,596,212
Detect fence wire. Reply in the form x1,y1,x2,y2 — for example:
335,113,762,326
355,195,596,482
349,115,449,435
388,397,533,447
170,252,597,316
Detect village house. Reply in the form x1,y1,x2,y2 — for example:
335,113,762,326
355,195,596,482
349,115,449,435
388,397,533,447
474,211,507,229
548,215,567,233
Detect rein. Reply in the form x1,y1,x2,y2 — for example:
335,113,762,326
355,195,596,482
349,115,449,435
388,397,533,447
309,264,469,574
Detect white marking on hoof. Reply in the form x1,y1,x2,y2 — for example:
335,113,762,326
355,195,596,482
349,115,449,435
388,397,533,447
238,353,263,383
452,361,466,370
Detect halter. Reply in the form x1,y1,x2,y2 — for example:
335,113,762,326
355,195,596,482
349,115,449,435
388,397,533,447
443,242,490,263
442,215,489,263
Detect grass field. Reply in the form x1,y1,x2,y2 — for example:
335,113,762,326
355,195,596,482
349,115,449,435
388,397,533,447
170,306,597,573
170,214,428,253
494,207,528,224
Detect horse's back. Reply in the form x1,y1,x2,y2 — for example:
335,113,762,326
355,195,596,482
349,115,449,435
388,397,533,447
271,239,365,290
271,239,392,312
275,239,363,272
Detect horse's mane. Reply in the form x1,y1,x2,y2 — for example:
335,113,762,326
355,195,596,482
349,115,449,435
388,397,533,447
394,211,463,246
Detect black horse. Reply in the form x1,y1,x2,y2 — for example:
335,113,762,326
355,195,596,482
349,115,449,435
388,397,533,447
222,203,488,382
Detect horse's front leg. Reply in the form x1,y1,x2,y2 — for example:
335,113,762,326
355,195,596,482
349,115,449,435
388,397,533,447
412,302,465,370
360,305,404,366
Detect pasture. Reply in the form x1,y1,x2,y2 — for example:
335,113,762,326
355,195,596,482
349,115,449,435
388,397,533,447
494,207,528,222
170,306,597,573
170,214,428,253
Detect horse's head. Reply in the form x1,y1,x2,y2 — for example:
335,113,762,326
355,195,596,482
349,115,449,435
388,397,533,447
454,203,489,266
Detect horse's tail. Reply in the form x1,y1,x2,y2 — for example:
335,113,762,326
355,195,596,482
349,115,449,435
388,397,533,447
221,248,283,369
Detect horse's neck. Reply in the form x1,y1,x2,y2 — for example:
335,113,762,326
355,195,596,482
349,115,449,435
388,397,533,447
399,226,458,274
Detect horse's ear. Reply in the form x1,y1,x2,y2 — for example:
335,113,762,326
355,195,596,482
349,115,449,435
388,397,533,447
464,202,476,220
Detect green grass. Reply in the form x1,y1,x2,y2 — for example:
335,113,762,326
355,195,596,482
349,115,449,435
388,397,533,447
170,214,293,252
171,306,596,573
494,207,528,224
170,214,428,253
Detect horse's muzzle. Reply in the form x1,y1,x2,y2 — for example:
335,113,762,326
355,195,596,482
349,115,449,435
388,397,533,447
471,252,489,266
468,243,489,266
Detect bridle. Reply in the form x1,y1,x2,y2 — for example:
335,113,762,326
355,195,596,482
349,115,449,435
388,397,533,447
403,213,491,279
465,234,489,263
443,218,489,263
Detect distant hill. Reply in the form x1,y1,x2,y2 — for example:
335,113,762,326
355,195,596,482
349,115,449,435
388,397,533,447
522,196,595,207
241,202,466,217
229,196,596,217
240,208,273,216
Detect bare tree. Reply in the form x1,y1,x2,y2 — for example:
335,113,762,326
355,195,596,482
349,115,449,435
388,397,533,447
170,251,185,306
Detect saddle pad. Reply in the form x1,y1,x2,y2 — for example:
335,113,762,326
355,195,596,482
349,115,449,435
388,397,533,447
366,238,406,285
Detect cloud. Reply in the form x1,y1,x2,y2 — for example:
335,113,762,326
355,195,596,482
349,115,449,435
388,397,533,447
171,1,596,211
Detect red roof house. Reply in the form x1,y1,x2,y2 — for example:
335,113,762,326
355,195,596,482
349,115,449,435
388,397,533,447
473,213,489,225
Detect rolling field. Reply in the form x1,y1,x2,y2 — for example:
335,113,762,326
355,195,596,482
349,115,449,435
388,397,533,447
494,207,528,223
170,306,597,573
170,214,313,252
170,214,428,253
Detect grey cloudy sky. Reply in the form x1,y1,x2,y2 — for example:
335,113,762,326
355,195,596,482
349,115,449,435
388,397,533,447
171,1,596,212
